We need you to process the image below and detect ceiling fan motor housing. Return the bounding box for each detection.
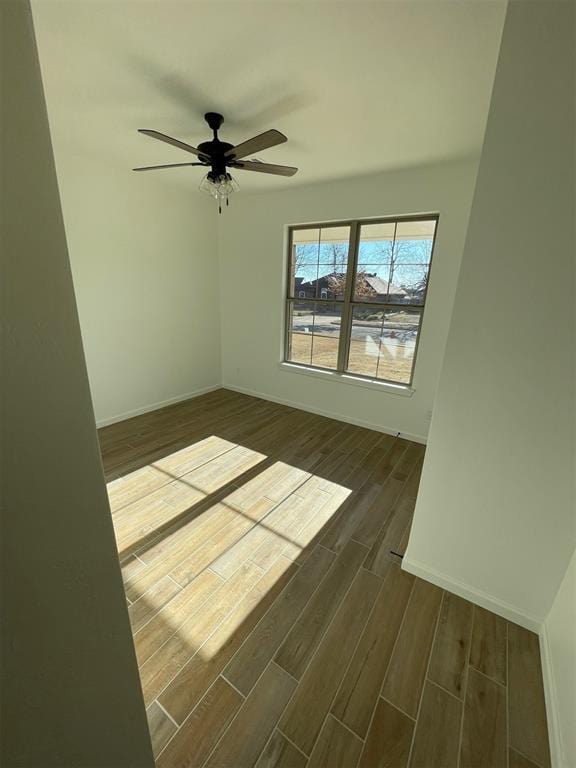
[200,113,235,173]
[198,139,234,171]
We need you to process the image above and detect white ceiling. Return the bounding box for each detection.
[32,0,506,191]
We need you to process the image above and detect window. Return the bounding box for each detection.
[284,215,438,386]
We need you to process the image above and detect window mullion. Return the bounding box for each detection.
[337,221,360,373]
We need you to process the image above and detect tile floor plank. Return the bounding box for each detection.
[428,592,473,698]
[382,579,443,718]
[113,446,267,555]
[108,436,236,513]
[168,501,275,588]
[279,568,381,755]
[120,553,147,583]
[250,489,331,571]
[224,545,335,695]
[254,730,307,768]
[350,475,408,549]
[320,483,384,554]
[362,459,423,577]
[210,485,328,579]
[156,676,243,768]
[204,663,296,768]
[274,539,369,680]
[135,491,257,568]
[508,624,551,768]
[508,748,541,768]
[331,564,414,737]
[123,498,244,600]
[139,561,263,705]
[158,557,297,724]
[460,668,507,768]
[307,714,364,768]
[128,575,182,634]
[367,440,411,486]
[279,485,351,563]
[146,701,177,759]
[469,606,507,686]
[409,682,463,768]
[225,461,310,511]
[358,698,414,768]
[134,568,223,666]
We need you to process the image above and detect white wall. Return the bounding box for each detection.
[61,172,219,426]
[219,158,479,442]
[544,548,576,768]
[32,5,221,427]
[405,0,575,627]
[1,2,154,764]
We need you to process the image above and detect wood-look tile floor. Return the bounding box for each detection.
[99,389,551,768]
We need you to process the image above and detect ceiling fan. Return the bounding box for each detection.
[134,112,298,212]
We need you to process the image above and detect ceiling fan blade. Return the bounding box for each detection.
[138,129,207,157]
[224,129,287,161]
[230,160,298,177]
[133,162,206,171]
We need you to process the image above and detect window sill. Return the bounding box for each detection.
[278,362,415,397]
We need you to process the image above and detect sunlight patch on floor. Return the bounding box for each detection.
[107,435,238,512]
[108,435,352,665]
[109,438,267,556]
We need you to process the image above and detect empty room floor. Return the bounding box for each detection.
[99,389,551,768]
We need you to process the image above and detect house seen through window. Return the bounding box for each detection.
[285,215,438,386]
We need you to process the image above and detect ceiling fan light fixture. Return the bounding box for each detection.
[135,115,297,212]
[199,172,239,212]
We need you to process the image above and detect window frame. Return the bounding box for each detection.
[284,213,439,388]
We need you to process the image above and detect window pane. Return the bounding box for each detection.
[293,228,321,253]
[287,300,314,365]
[289,226,350,299]
[386,219,435,304]
[310,302,342,369]
[392,219,436,268]
[290,229,320,298]
[346,306,421,384]
[395,218,436,239]
[355,222,395,302]
[357,222,396,266]
[377,308,421,383]
[387,263,429,304]
[354,268,395,303]
[347,306,384,378]
[354,218,436,304]
[286,300,341,370]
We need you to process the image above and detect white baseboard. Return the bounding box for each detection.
[401,555,543,632]
[539,622,565,768]
[95,384,221,428]
[96,380,429,443]
[222,383,427,445]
